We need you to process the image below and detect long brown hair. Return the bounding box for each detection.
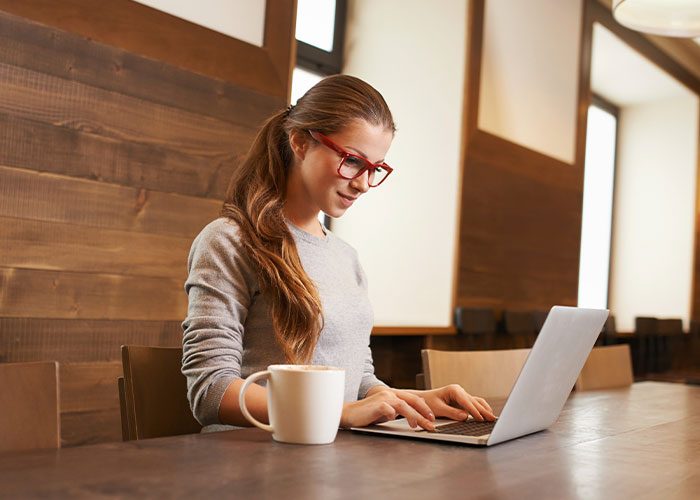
[221,74,395,363]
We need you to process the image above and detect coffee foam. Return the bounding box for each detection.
[271,364,343,371]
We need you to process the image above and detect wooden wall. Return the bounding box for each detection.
[454,0,586,315]
[0,1,294,447]
[456,130,583,311]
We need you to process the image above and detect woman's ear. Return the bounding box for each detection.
[289,129,310,161]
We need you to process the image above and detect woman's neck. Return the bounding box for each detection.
[283,170,326,238]
[284,207,325,238]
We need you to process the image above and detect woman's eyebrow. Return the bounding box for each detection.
[346,146,384,164]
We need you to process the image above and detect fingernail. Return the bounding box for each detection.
[428,412,435,420]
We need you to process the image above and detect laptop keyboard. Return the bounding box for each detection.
[429,420,496,436]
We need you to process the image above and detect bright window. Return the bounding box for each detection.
[295,0,336,52]
[578,103,618,309]
[291,67,324,105]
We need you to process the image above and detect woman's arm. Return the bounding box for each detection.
[182,220,258,426]
[218,378,269,427]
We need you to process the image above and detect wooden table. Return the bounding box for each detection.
[1,382,698,499]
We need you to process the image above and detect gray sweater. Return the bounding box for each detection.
[182,217,385,426]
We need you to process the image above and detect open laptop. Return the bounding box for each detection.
[352,306,609,446]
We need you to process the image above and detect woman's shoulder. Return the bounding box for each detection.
[189,217,247,261]
[188,217,258,277]
[194,217,243,245]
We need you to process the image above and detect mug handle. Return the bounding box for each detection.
[239,370,273,433]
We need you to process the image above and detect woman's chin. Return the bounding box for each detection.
[325,207,349,219]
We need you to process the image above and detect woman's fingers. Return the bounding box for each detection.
[450,388,496,421]
[372,392,435,430]
[393,391,435,421]
[391,398,434,430]
[474,396,493,413]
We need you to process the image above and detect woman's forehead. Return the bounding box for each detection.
[331,120,393,162]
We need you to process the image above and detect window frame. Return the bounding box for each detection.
[295,0,347,76]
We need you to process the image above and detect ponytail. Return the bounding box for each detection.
[221,75,395,363]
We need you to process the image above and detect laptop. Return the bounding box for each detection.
[352,306,609,446]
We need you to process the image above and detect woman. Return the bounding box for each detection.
[182,74,495,431]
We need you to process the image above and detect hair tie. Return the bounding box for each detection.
[285,104,295,117]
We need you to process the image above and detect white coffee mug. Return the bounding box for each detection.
[239,364,345,445]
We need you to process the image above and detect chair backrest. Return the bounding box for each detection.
[602,315,617,344]
[657,318,683,336]
[454,307,496,335]
[118,376,134,441]
[532,310,549,333]
[575,344,634,391]
[422,348,530,399]
[635,316,658,336]
[0,361,60,452]
[503,311,535,335]
[121,345,202,440]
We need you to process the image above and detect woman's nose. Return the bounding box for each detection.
[350,170,371,193]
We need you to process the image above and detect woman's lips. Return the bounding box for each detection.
[338,192,357,207]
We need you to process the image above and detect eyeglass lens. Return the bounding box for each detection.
[339,155,390,186]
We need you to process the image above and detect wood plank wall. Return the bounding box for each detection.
[456,130,582,312]
[454,0,584,315]
[0,5,291,447]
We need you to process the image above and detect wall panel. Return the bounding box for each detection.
[0,0,294,98]
[457,131,581,311]
[0,2,294,447]
[455,0,585,315]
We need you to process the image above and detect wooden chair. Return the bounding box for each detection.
[118,376,134,441]
[601,315,617,346]
[656,318,683,373]
[690,320,700,371]
[634,316,658,375]
[532,310,549,334]
[120,345,202,440]
[421,348,530,399]
[575,345,634,391]
[454,307,497,350]
[503,310,536,348]
[415,373,425,390]
[0,361,60,452]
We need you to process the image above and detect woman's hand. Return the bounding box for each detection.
[341,384,495,431]
[406,385,496,423]
[340,388,436,430]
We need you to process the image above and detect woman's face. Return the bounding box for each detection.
[290,119,393,219]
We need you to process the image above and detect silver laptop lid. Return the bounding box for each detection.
[487,306,609,445]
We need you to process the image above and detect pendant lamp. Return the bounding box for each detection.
[612,0,700,38]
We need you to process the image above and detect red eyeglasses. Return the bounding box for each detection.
[308,131,393,187]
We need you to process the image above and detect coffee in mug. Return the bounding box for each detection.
[238,365,345,444]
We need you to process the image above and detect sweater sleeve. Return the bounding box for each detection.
[358,345,387,398]
[181,219,257,426]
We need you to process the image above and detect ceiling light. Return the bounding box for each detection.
[612,0,700,38]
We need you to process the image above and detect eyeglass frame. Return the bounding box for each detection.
[307,130,393,187]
